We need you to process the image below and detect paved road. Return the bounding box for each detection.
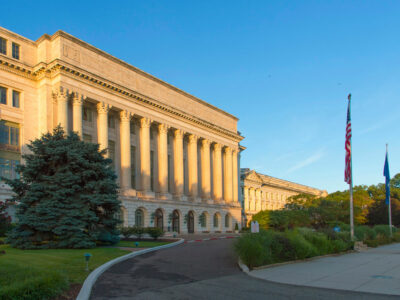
[91,239,397,300]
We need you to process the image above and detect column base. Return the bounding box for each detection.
[156,192,172,200]
[136,190,155,199]
[120,188,137,197]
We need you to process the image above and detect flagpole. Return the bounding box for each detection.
[349,95,354,241]
[387,144,393,237]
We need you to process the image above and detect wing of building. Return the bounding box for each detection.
[0,27,244,234]
[240,168,328,224]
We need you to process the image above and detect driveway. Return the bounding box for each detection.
[91,239,398,299]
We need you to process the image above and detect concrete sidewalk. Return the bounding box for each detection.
[249,243,400,296]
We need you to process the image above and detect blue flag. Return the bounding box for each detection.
[383,151,390,205]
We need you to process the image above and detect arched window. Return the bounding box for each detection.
[135,209,144,228]
[225,214,230,228]
[200,212,207,228]
[213,213,219,228]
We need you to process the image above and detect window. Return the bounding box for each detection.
[213,213,219,228]
[12,43,20,60]
[0,157,20,180]
[108,115,115,129]
[131,146,136,189]
[12,91,20,108]
[108,140,115,169]
[83,134,92,143]
[0,87,6,105]
[130,122,135,135]
[0,121,20,150]
[0,37,6,55]
[83,107,92,123]
[200,212,207,228]
[225,214,230,228]
[150,150,154,191]
[135,209,144,227]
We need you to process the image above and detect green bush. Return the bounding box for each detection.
[300,230,332,255]
[331,239,352,252]
[119,226,134,239]
[284,231,318,259]
[234,232,272,268]
[354,226,376,241]
[132,226,146,239]
[146,227,164,240]
[373,225,393,238]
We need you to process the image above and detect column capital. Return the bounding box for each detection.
[201,138,210,147]
[173,129,184,139]
[139,117,151,128]
[120,110,132,123]
[72,92,86,106]
[188,134,198,144]
[213,143,222,151]
[224,146,232,154]
[97,102,111,114]
[158,123,169,134]
[53,87,68,103]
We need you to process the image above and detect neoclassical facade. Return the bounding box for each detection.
[241,169,327,224]
[0,27,243,233]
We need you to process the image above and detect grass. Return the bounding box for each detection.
[0,243,129,299]
[0,238,173,299]
[115,240,170,248]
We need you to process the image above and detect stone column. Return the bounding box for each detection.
[256,189,261,211]
[244,186,249,211]
[97,102,111,155]
[157,124,169,194]
[72,93,83,138]
[139,117,151,192]
[250,188,255,211]
[223,147,233,203]
[187,134,198,199]
[173,129,184,198]
[200,139,211,200]
[232,149,239,203]
[120,110,132,190]
[212,143,222,202]
[56,88,69,131]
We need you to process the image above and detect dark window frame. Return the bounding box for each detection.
[0,37,6,55]
[12,42,20,60]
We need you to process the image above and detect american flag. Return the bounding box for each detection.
[344,94,352,184]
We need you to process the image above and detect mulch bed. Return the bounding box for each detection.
[54,283,82,300]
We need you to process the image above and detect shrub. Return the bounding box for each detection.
[132,226,146,239]
[354,226,376,241]
[146,227,164,240]
[373,225,392,238]
[234,232,271,268]
[331,239,352,252]
[284,231,318,259]
[119,226,134,239]
[300,230,332,255]
[251,210,270,230]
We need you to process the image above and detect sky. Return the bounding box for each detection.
[1,0,399,193]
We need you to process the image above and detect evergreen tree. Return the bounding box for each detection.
[5,126,121,249]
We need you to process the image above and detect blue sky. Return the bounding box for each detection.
[1,1,399,192]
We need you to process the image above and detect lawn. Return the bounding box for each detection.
[0,240,171,299]
[116,240,170,248]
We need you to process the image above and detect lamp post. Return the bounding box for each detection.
[84,253,92,271]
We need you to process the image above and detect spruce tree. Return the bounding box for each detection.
[5,126,121,249]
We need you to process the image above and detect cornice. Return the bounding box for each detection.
[0,58,244,143]
[37,30,239,121]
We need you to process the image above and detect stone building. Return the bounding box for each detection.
[241,169,328,225]
[0,27,244,234]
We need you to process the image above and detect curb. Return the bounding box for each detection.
[237,258,250,274]
[76,238,184,300]
[184,236,238,243]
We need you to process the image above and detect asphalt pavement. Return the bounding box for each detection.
[91,238,398,300]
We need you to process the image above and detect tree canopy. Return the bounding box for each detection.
[5,126,121,249]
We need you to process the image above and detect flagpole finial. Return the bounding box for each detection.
[348,93,351,101]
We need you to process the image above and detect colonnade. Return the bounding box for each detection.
[243,186,289,211]
[54,88,239,204]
